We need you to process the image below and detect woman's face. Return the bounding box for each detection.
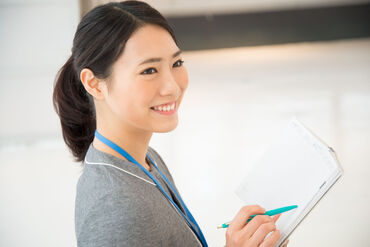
[102,24,188,133]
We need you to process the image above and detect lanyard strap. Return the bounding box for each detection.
[94,130,208,247]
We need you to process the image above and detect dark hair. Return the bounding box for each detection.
[52,0,179,163]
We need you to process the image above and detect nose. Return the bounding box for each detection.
[159,69,181,97]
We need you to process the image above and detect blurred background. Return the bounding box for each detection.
[0,0,369,246]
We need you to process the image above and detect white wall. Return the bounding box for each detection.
[0,1,80,246]
[0,0,79,139]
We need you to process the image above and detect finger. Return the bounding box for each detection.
[281,238,290,247]
[249,222,277,246]
[272,214,281,223]
[259,229,280,247]
[227,205,266,232]
[239,215,272,239]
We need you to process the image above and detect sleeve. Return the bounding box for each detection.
[76,190,162,247]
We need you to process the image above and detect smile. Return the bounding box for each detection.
[150,101,176,115]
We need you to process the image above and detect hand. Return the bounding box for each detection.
[225,205,282,247]
[281,238,289,247]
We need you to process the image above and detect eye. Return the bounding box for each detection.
[173,59,184,67]
[140,59,184,75]
[141,67,157,75]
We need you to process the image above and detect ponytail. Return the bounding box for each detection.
[52,56,96,163]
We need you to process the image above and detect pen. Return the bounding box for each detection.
[217,205,298,229]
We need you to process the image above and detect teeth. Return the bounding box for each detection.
[153,103,175,112]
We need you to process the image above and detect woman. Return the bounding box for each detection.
[52,1,289,246]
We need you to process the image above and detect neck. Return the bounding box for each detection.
[92,121,153,171]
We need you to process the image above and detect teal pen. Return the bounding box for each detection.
[217,205,298,229]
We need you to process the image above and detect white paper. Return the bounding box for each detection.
[234,117,342,246]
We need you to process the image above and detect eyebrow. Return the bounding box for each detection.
[138,50,182,66]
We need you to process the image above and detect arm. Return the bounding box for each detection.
[76,190,161,247]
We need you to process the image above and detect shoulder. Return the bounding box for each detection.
[75,158,157,215]
[74,160,156,231]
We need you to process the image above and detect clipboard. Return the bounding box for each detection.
[234,117,344,247]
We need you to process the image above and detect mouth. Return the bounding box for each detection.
[150,101,177,115]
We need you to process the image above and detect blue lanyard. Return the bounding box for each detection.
[94,130,208,247]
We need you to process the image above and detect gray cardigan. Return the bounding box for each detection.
[75,143,204,247]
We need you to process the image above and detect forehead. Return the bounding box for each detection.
[118,24,178,66]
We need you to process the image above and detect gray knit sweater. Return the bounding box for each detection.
[75,142,204,247]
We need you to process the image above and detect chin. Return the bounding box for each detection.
[153,121,178,133]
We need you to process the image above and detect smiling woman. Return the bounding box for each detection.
[52,1,286,247]
[52,1,206,246]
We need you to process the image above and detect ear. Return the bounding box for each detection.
[80,68,107,101]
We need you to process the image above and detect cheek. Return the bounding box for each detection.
[111,92,131,118]
[114,92,144,123]
[178,69,189,91]
[106,81,134,117]
[129,80,157,114]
